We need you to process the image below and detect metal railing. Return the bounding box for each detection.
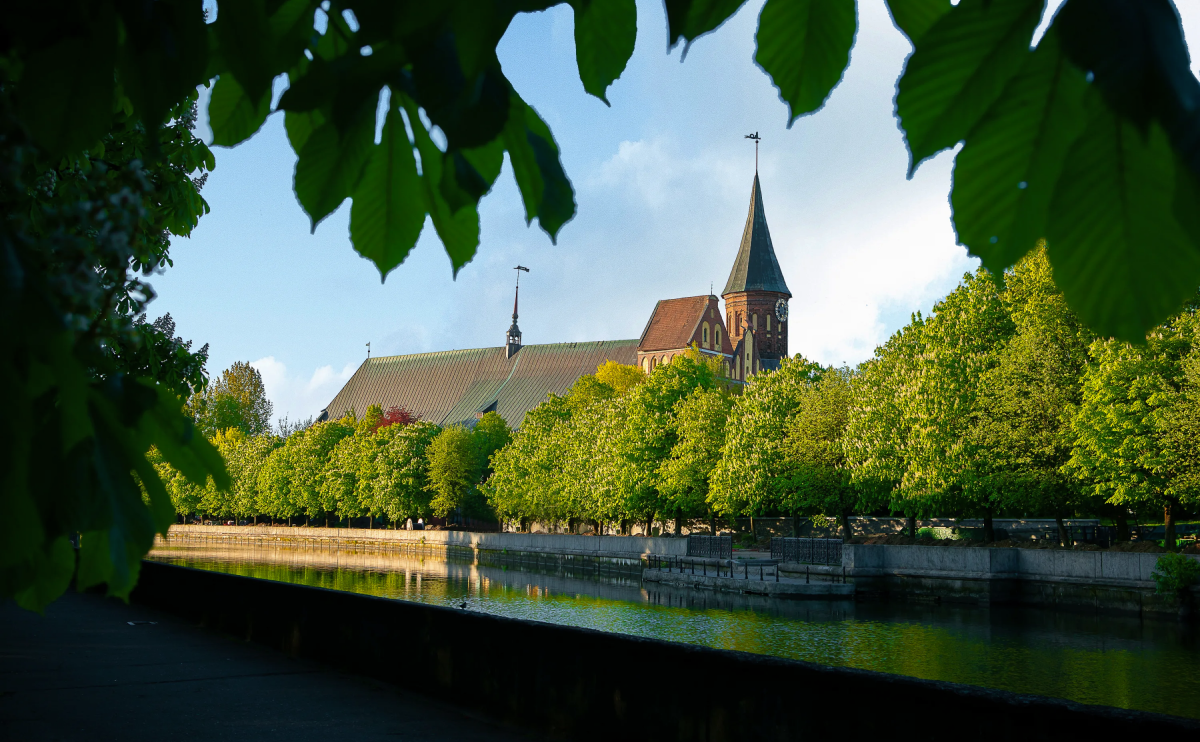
[647,554,779,581]
[687,535,732,560]
[771,537,842,565]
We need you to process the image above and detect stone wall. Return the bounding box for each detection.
[840,544,1199,616]
[159,524,689,560]
[130,561,1198,740]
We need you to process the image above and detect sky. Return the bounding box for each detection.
[153,0,1200,425]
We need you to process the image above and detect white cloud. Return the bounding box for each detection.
[252,356,358,425]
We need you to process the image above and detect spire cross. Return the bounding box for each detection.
[745,132,760,172]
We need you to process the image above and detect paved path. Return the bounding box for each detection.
[0,590,538,742]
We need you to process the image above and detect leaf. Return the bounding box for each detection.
[13,538,74,614]
[502,94,576,241]
[885,0,954,46]
[350,105,427,279]
[115,0,209,132]
[284,109,325,154]
[440,139,505,212]
[17,16,117,156]
[402,97,480,275]
[1046,92,1200,342]
[293,101,376,231]
[570,0,637,104]
[754,0,856,127]
[664,0,748,52]
[896,0,1045,175]
[951,30,1089,275]
[210,0,275,106]
[209,75,272,146]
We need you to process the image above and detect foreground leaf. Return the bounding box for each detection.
[951,30,1089,274]
[350,105,427,279]
[1046,93,1200,342]
[502,95,576,242]
[293,102,376,231]
[754,0,856,127]
[570,0,637,104]
[664,0,747,51]
[896,0,1045,174]
[885,0,954,46]
[209,75,271,147]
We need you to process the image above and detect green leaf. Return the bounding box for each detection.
[570,0,637,104]
[665,0,748,52]
[896,0,1045,175]
[885,0,953,46]
[350,105,428,279]
[293,102,376,231]
[440,139,505,212]
[13,538,74,614]
[402,98,480,275]
[754,0,856,127]
[951,30,1089,275]
[209,75,272,146]
[211,0,275,106]
[1046,92,1200,342]
[502,94,576,242]
[115,0,209,132]
[17,17,117,156]
[284,109,325,154]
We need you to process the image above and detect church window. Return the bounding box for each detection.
[643,357,650,373]
[649,357,656,372]
[767,315,771,332]
[752,313,758,331]
[715,327,722,349]
[735,355,740,378]
[745,335,752,367]
[702,323,710,349]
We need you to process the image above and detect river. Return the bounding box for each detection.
[148,543,1200,719]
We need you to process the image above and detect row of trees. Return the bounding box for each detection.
[154,364,510,527]
[485,248,1200,548]
[169,248,1200,548]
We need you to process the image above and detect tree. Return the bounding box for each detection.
[189,361,274,437]
[367,421,442,524]
[711,356,825,538]
[1067,311,1200,550]
[659,386,733,534]
[595,361,646,396]
[426,426,482,520]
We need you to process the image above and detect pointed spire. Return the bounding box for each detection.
[722,174,791,297]
[507,266,529,358]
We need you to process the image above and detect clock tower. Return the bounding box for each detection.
[722,173,791,366]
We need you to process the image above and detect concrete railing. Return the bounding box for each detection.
[160,524,689,559]
[843,544,1193,587]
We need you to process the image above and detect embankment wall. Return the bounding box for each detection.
[131,561,1197,740]
[835,544,1199,616]
[157,524,688,560]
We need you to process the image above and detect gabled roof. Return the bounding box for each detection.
[638,295,713,352]
[722,173,791,297]
[321,340,637,429]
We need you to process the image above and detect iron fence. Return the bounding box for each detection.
[771,537,842,565]
[687,535,732,560]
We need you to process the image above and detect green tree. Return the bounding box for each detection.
[189,361,274,437]
[659,386,733,534]
[368,421,442,524]
[1068,311,1200,550]
[711,356,825,537]
[484,395,572,530]
[595,360,646,395]
[427,426,482,520]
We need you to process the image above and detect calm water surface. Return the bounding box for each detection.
[149,544,1200,719]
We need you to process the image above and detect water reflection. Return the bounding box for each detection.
[149,544,1200,719]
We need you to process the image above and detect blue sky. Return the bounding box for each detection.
[155,0,1200,423]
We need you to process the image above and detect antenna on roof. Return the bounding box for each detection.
[366,341,370,358]
[745,132,760,172]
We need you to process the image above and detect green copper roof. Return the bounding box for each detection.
[722,173,791,297]
[321,340,637,429]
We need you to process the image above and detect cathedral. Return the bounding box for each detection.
[319,172,792,429]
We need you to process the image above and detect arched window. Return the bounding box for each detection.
[767,315,771,332]
[735,355,741,379]
[724,361,730,377]
[715,326,722,349]
[752,313,758,331]
[643,356,650,373]
[649,357,656,372]
[702,322,711,348]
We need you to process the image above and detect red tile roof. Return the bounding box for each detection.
[638,296,713,352]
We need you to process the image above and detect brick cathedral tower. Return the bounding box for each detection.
[722,173,791,371]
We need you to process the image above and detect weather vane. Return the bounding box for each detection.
[745,132,760,171]
[514,265,530,286]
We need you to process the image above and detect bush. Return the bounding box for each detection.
[1152,553,1200,596]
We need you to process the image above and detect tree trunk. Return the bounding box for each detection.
[620,518,628,536]
[840,512,852,544]
[674,509,683,537]
[644,517,654,537]
[749,516,757,546]
[1055,515,1069,547]
[1115,513,1130,542]
[906,515,916,539]
[712,513,719,536]
[983,511,995,543]
[1165,501,1178,552]
[520,516,528,533]
[568,516,576,535]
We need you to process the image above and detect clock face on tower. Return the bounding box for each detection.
[775,298,789,322]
